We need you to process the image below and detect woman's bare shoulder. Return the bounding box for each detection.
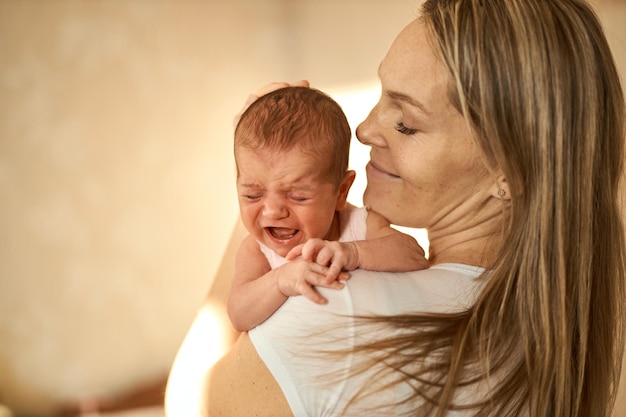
[207,332,294,416]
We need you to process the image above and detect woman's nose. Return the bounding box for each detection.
[356,105,386,147]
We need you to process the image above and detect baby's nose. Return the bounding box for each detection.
[263,198,288,219]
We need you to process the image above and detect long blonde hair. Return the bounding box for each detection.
[351,1,626,416]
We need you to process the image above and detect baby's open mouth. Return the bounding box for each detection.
[267,227,299,240]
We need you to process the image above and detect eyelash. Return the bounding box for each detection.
[290,195,309,202]
[242,194,309,202]
[395,122,418,136]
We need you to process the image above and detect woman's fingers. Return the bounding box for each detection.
[233,80,310,128]
[254,80,308,97]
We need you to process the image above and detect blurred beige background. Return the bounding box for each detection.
[0,0,624,416]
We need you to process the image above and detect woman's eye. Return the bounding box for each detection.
[395,122,418,135]
[243,194,261,201]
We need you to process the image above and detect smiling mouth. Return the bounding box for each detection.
[368,161,401,179]
[267,227,299,240]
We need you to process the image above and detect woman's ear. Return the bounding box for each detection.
[490,174,511,200]
[335,170,356,210]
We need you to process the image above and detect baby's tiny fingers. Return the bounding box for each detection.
[329,280,345,290]
[286,244,304,260]
[322,262,344,284]
[302,286,327,304]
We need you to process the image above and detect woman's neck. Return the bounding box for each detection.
[427,232,500,267]
[427,200,507,268]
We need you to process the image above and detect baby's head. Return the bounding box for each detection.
[234,86,351,189]
[234,87,355,256]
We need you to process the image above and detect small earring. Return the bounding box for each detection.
[498,189,506,197]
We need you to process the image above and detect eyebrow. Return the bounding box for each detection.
[385,90,431,115]
[237,181,261,188]
[378,61,432,115]
[237,179,317,192]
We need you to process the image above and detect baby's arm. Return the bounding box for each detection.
[227,235,347,332]
[227,236,279,332]
[358,209,429,271]
[286,209,428,283]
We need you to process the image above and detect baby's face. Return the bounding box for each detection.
[236,146,341,257]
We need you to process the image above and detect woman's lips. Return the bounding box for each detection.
[367,161,401,179]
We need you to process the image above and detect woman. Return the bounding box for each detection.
[166,0,625,416]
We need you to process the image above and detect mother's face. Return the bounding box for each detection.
[357,19,494,230]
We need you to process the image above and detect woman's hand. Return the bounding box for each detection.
[233,80,310,128]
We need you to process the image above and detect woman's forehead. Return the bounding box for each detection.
[379,19,451,113]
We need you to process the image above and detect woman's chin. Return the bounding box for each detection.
[363,188,390,214]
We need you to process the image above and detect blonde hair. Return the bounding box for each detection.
[349,1,626,416]
[234,86,352,188]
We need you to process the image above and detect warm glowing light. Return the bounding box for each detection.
[165,301,230,417]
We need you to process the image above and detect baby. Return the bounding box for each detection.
[228,86,428,331]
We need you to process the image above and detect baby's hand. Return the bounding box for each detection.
[286,239,357,285]
[275,258,347,305]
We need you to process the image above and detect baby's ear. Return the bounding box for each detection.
[336,170,356,210]
[490,174,511,200]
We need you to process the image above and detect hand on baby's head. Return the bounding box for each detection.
[233,80,311,128]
